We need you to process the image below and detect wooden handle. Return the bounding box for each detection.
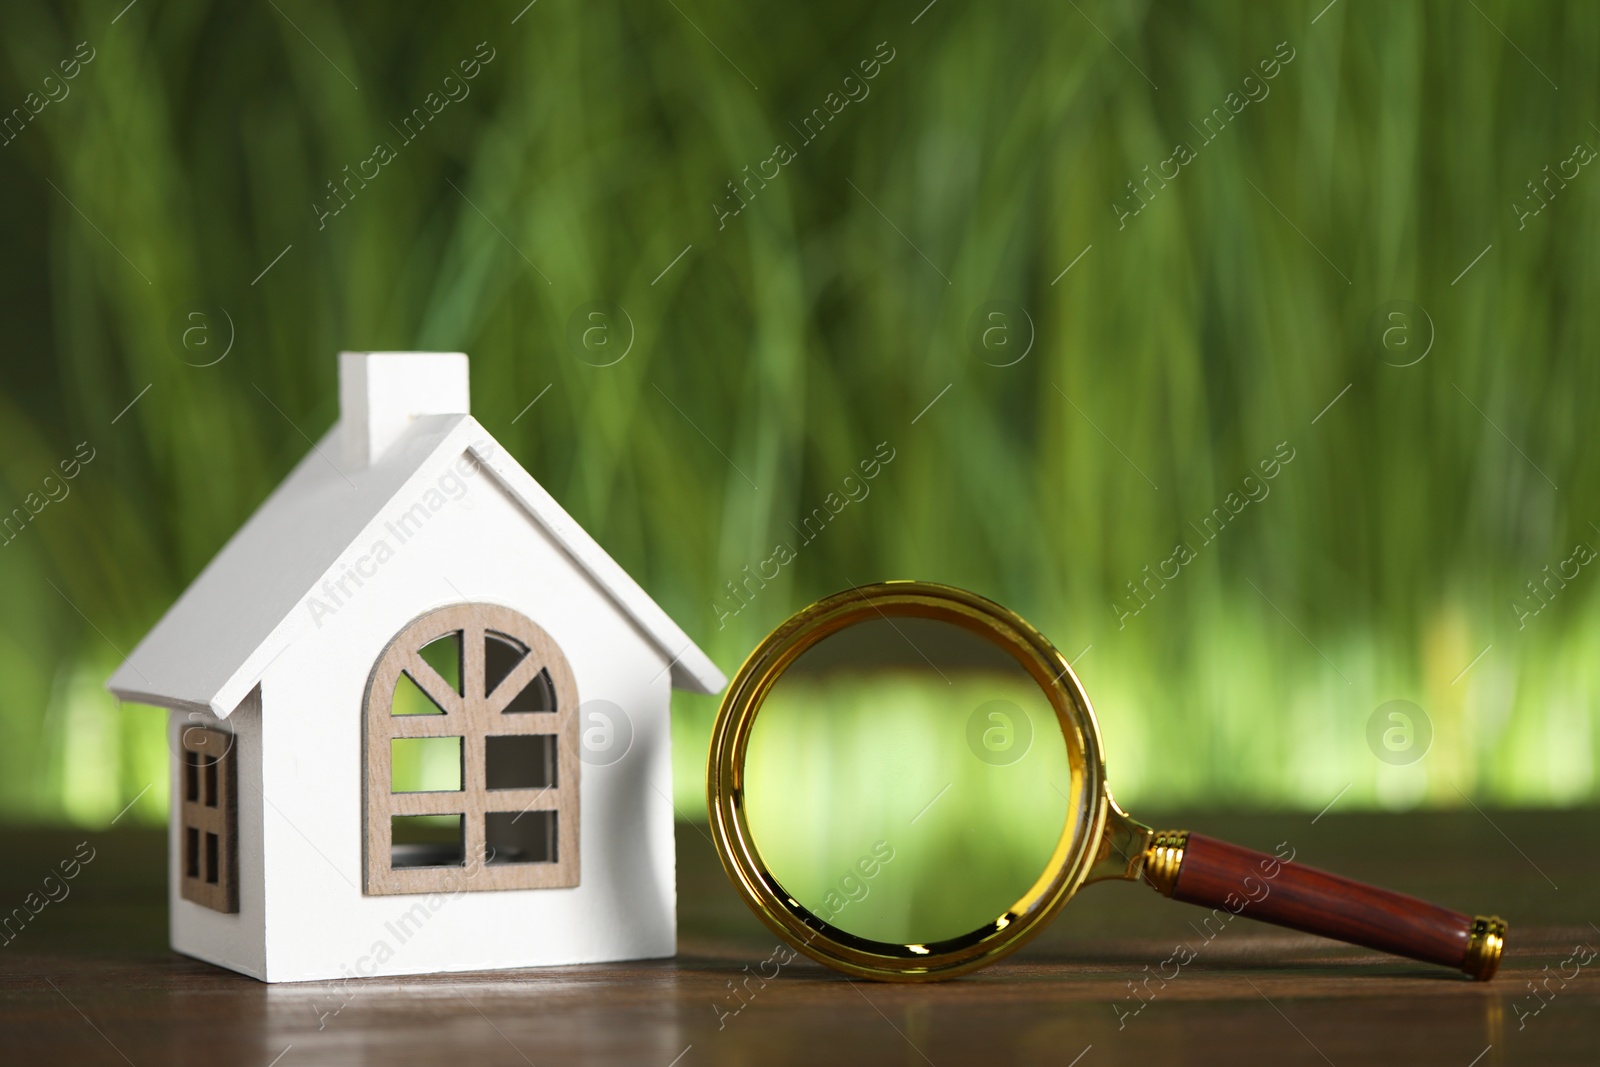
[1144,831,1506,980]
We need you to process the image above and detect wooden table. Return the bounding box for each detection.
[2,810,1595,1065]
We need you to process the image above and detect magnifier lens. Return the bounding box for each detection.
[742,615,1081,947]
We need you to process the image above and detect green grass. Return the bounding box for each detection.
[0,0,1595,829]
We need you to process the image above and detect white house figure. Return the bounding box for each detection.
[107,352,725,982]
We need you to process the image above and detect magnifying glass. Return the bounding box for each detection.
[707,582,1506,981]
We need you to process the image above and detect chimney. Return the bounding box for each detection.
[339,351,471,468]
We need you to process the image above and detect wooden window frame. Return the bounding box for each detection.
[179,725,239,913]
[363,603,581,896]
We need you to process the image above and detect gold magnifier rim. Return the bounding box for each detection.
[706,580,1112,981]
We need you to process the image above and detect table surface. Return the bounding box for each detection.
[2,809,1596,1066]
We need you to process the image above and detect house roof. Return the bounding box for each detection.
[107,413,727,717]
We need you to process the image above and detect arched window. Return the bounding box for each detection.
[363,603,579,895]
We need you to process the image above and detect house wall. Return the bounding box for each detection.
[256,449,677,982]
[169,689,267,978]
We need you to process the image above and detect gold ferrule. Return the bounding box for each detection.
[1141,830,1190,897]
[1462,915,1507,981]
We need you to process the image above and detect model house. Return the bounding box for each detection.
[106,352,725,982]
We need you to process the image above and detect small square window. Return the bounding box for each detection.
[485,735,556,791]
[391,737,463,793]
[486,811,557,865]
[391,814,465,869]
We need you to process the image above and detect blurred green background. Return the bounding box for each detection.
[0,0,1594,830]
